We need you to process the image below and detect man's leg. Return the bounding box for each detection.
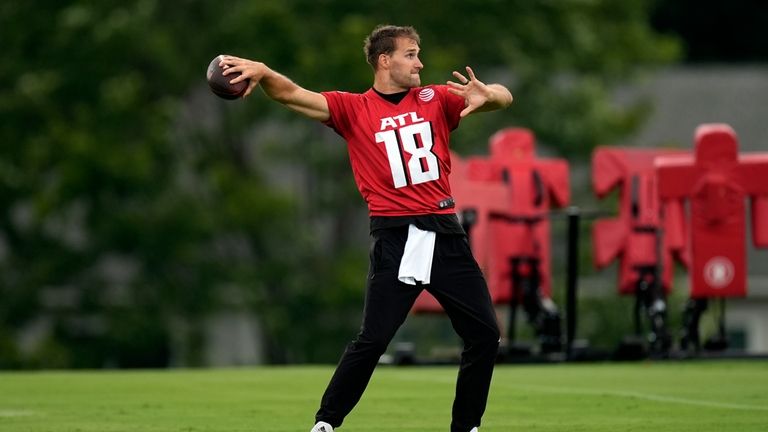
[428,234,500,432]
[316,228,421,428]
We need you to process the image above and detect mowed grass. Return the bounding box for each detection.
[1,360,767,431]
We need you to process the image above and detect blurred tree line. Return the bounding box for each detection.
[1,0,681,368]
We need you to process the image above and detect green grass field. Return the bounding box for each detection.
[1,360,767,431]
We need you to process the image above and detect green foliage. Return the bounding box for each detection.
[0,1,315,367]
[0,0,680,367]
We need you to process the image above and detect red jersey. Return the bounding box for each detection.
[322,86,465,216]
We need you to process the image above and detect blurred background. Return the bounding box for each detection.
[1,0,766,369]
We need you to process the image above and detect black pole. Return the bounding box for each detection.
[566,206,580,359]
[719,298,727,342]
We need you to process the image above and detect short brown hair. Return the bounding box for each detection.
[363,25,421,70]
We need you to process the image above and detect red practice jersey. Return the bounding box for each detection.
[322,86,465,216]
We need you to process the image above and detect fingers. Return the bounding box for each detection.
[446,80,466,90]
[220,56,237,77]
[452,66,478,84]
[229,74,245,84]
[465,66,477,81]
[218,55,236,69]
[243,81,258,98]
[213,54,260,98]
[224,65,246,83]
[219,54,240,65]
[459,103,478,117]
[449,84,478,117]
[219,55,247,76]
[452,70,469,84]
[447,85,469,100]
[218,56,251,84]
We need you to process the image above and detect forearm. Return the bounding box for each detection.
[262,70,330,121]
[258,66,301,104]
[219,55,329,121]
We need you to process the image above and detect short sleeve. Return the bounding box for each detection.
[433,85,465,131]
[321,91,355,137]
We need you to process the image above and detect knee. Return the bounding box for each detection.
[486,327,501,348]
[350,334,390,356]
[471,325,501,350]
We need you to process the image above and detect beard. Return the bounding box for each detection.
[392,69,421,89]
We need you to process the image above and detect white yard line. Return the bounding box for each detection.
[391,374,768,412]
[0,409,36,417]
[513,383,768,412]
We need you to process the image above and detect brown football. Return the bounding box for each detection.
[206,55,248,100]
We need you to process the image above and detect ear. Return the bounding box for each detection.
[378,53,390,69]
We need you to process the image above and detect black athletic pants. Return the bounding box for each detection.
[315,226,500,432]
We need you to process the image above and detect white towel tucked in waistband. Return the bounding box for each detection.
[398,224,436,285]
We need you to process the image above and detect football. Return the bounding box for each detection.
[206,55,248,100]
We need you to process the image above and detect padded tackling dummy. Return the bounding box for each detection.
[481,128,569,304]
[411,151,510,312]
[412,128,569,312]
[591,147,689,295]
[656,124,768,298]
